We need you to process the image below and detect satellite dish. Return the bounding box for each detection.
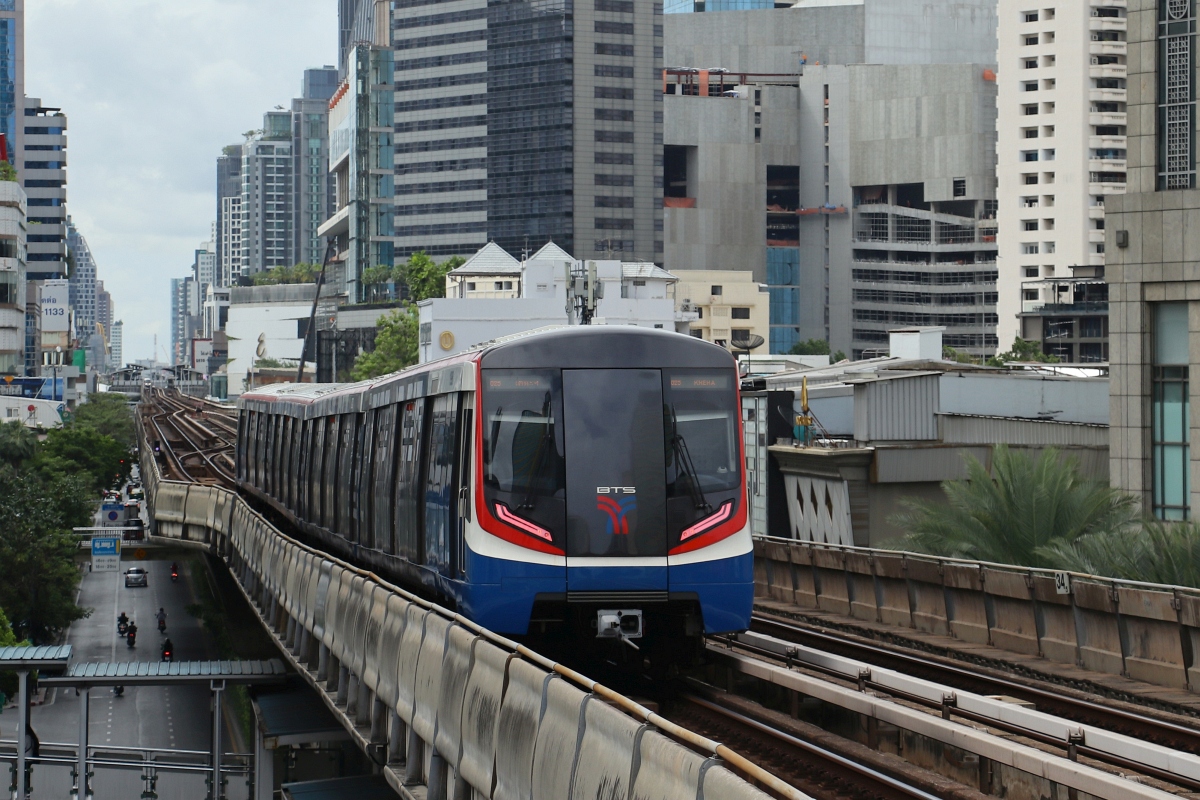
[731,333,765,351]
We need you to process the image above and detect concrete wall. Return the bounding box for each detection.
[938,373,1110,424]
[225,301,312,398]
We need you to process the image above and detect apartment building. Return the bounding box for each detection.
[0,179,24,374]
[65,217,96,342]
[292,67,338,266]
[673,270,769,353]
[391,0,663,264]
[239,112,294,277]
[22,99,66,280]
[0,0,22,170]
[996,0,1127,362]
[216,144,242,288]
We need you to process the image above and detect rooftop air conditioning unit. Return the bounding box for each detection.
[1091,56,1100,64]
[1091,33,1101,40]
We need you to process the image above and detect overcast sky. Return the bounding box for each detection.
[26,0,337,363]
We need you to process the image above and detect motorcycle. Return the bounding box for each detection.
[127,630,136,648]
[161,648,172,663]
[170,570,178,583]
[117,620,128,637]
[158,618,166,634]
[113,686,124,697]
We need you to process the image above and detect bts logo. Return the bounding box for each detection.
[597,488,636,535]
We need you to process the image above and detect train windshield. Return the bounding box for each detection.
[481,370,566,545]
[664,370,742,543]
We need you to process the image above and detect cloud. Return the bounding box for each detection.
[26,0,336,363]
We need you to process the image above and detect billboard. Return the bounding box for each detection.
[91,537,121,572]
[39,280,70,333]
[192,339,214,371]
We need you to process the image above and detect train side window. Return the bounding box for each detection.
[373,405,397,553]
[279,417,291,508]
[289,416,303,512]
[337,413,356,537]
[423,393,460,573]
[299,419,313,520]
[236,411,247,482]
[322,416,339,530]
[269,414,282,497]
[357,409,376,546]
[311,417,325,526]
[394,398,425,561]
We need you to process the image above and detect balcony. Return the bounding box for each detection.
[1088,158,1126,172]
[1089,88,1126,103]
[1089,42,1127,56]
[1089,135,1127,149]
[1088,205,1106,219]
[1089,112,1126,127]
[1089,17,1127,32]
[1089,64,1126,80]
[1089,230,1106,243]
[1089,180,1127,193]
[1091,0,1126,7]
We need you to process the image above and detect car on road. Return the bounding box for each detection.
[124,566,148,588]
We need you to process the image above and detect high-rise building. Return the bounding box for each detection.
[665,0,775,11]
[239,112,294,278]
[216,144,242,288]
[65,217,96,342]
[109,319,122,371]
[995,0,1126,362]
[0,0,23,168]
[95,280,111,339]
[664,4,1000,356]
[1106,0,1198,518]
[292,67,338,266]
[22,98,66,280]
[338,0,386,78]
[0,176,25,374]
[390,0,663,263]
[321,44,394,302]
[194,238,216,298]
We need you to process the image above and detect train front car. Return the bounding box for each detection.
[466,327,753,663]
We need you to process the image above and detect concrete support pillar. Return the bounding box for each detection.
[16,670,28,800]
[370,696,386,743]
[74,687,89,799]
[337,665,350,706]
[254,714,274,800]
[326,654,340,693]
[405,726,423,785]
[285,616,295,650]
[212,681,225,800]
[356,681,371,728]
[428,749,448,800]
[346,672,359,716]
[317,643,329,682]
[388,712,406,765]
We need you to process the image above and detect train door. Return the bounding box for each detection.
[423,393,460,577]
[454,393,474,580]
[561,369,667,593]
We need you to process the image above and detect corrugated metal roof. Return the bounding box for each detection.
[854,372,939,442]
[0,645,72,666]
[938,413,1108,447]
[449,241,521,275]
[254,689,346,739]
[42,659,288,686]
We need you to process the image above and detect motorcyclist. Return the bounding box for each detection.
[155,608,167,631]
[170,562,178,573]
[118,611,128,627]
[126,621,137,645]
[161,637,173,661]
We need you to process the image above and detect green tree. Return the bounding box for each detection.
[0,420,37,468]
[394,252,463,302]
[351,306,419,380]
[0,468,89,641]
[1040,521,1200,588]
[361,264,393,302]
[788,338,830,356]
[34,426,131,492]
[987,337,1061,367]
[0,160,16,182]
[73,391,136,450]
[251,263,320,286]
[889,445,1139,567]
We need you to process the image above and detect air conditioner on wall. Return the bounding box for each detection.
[1091,57,1100,64]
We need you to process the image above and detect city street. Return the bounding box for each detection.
[0,553,251,799]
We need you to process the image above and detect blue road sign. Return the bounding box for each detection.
[91,538,119,556]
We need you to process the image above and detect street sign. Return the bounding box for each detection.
[100,503,123,526]
[91,537,120,572]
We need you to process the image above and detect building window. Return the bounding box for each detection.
[1154,303,1190,519]
[1025,35,1039,45]
[732,307,750,319]
[1024,267,1039,277]
[711,285,723,296]
[1024,11,1039,21]
[953,178,966,196]
[1159,0,1196,189]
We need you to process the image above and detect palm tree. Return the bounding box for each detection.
[889,445,1139,567]
[0,420,37,469]
[1041,521,1200,588]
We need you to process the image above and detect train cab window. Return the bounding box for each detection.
[663,370,742,546]
[481,370,566,547]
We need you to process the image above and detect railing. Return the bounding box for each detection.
[753,536,1200,692]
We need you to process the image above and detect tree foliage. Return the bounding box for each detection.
[251,263,320,286]
[0,160,17,182]
[35,426,132,492]
[889,446,1139,567]
[987,337,1061,367]
[350,306,419,380]
[0,467,90,641]
[394,252,463,302]
[0,420,37,469]
[788,338,830,356]
[73,391,136,450]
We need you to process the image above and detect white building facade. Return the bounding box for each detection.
[996,0,1127,357]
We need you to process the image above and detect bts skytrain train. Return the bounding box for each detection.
[237,326,753,660]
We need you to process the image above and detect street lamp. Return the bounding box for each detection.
[52,345,62,402]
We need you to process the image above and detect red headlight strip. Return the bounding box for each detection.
[680,500,734,541]
[494,502,554,542]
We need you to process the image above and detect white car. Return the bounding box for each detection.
[124,567,148,588]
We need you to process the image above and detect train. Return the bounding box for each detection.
[236,326,753,662]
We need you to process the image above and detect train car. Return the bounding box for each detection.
[237,326,752,661]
